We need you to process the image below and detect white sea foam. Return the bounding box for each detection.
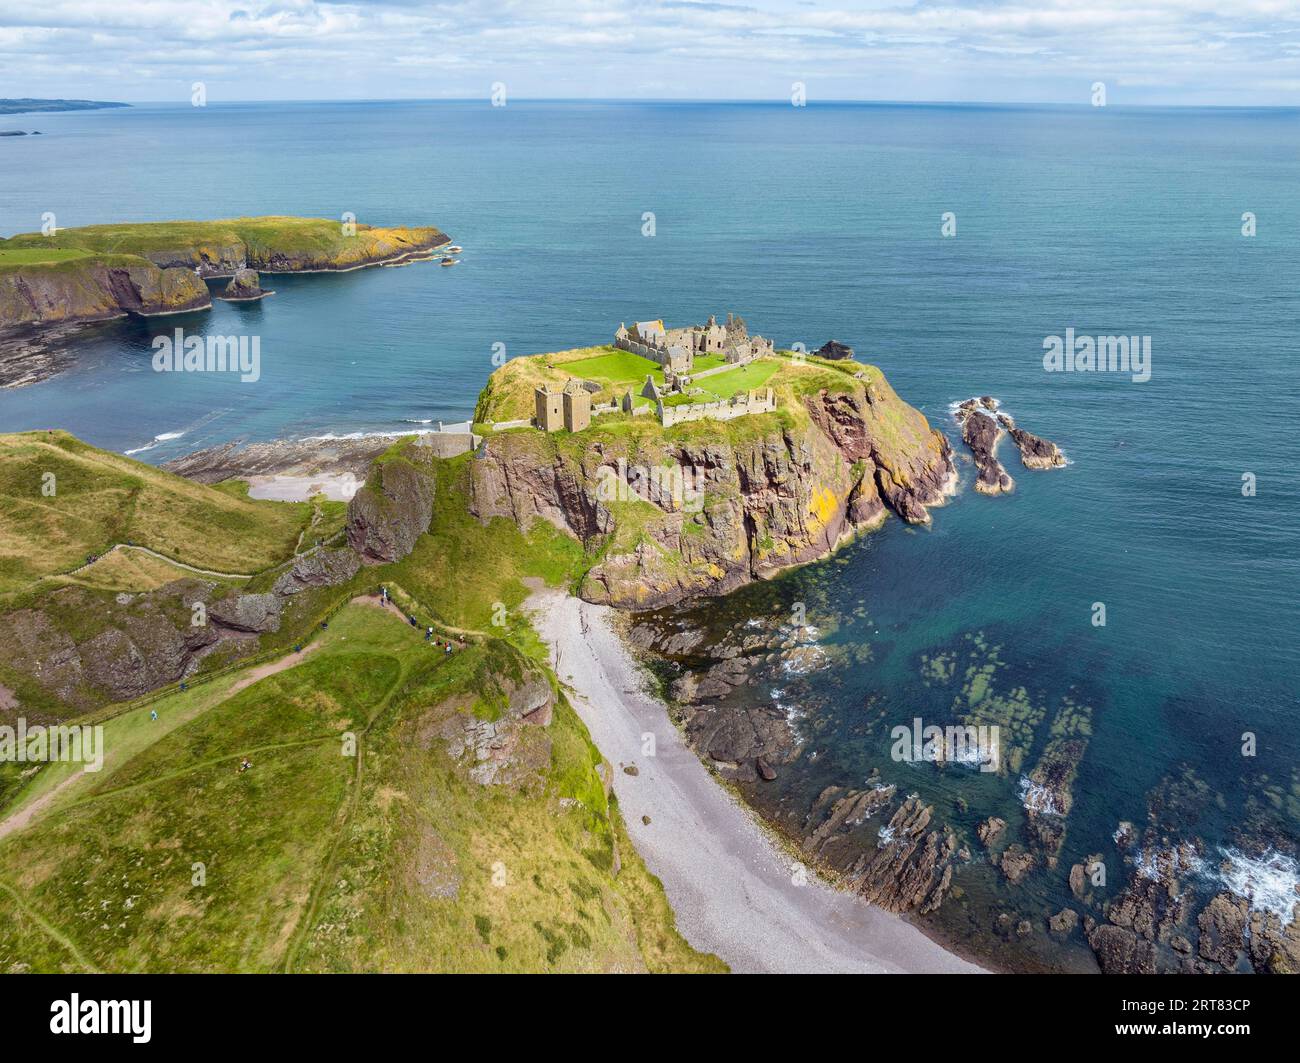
[877,825,896,848]
[1018,774,1061,816]
[300,428,437,442]
[1215,848,1300,926]
[123,430,185,456]
[770,686,806,741]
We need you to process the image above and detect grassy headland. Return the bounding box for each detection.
[0,216,450,331]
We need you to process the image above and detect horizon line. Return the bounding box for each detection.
[28,96,1300,111]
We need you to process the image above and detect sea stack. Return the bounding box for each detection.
[218,268,272,301]
[997,414,1067,470]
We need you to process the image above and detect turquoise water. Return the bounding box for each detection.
[2,101,1297,968]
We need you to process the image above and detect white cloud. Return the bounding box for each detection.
[0,0,1297,103]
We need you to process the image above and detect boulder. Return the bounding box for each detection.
[218,268,270,301]
[209,593,282,634]
[272,547,361,597]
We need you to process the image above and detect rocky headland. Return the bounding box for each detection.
[0,216,450,335]
[471,367,955,610]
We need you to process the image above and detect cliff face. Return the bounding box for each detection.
[0,257,210,327]
[469,378,954,610]
[346,446,437,563]
[0,218,450,329]
[135,225,449,276]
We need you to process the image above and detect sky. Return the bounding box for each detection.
[2,0,1299,107]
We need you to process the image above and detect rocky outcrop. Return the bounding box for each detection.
[954,401,1013,495]
[800,787,958,914]
[0,538,366,716]
[208,592,282,634]
[0,579,294,714]
[346,449,436,563]
[996,412,1066,470]
[469,374,954,610]
[216,268,271,302]
[814,339,855,360]
[686,701,800,783]
[951,398,1064,485]
[435,643,556,788]
[272,547,361,596]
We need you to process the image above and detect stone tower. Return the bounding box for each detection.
[534,386,564,432]
[562,380,591,432]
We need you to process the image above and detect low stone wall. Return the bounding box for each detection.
[414,431,479,457]
[657,392,776,427]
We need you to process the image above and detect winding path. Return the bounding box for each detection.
[67,543,256,580]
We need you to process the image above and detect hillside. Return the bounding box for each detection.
[0,216,449,327]
[0,431,719,973]
[0,430,311,594]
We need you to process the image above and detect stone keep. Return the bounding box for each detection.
[534,381,592,432]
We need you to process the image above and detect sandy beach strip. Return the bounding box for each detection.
[527,586,982,974]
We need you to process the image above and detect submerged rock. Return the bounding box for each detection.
[977,816,1006,848]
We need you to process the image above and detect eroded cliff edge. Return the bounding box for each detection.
[468,365,955,610]
[0,216,449,329]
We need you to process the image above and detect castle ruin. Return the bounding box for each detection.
[614,313,774,372]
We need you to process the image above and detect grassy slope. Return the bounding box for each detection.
[0,434,718,973]
[0,431,312,597]
[0,604,719,973]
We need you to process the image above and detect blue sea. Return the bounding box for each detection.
[2,101,1297,970]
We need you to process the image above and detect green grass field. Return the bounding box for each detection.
[0,248,94,268]
[690,359,782,400]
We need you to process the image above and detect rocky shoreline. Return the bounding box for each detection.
[0,321,85,389]
[617,579,1298,975]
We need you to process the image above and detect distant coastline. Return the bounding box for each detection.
[0,98,128,115]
